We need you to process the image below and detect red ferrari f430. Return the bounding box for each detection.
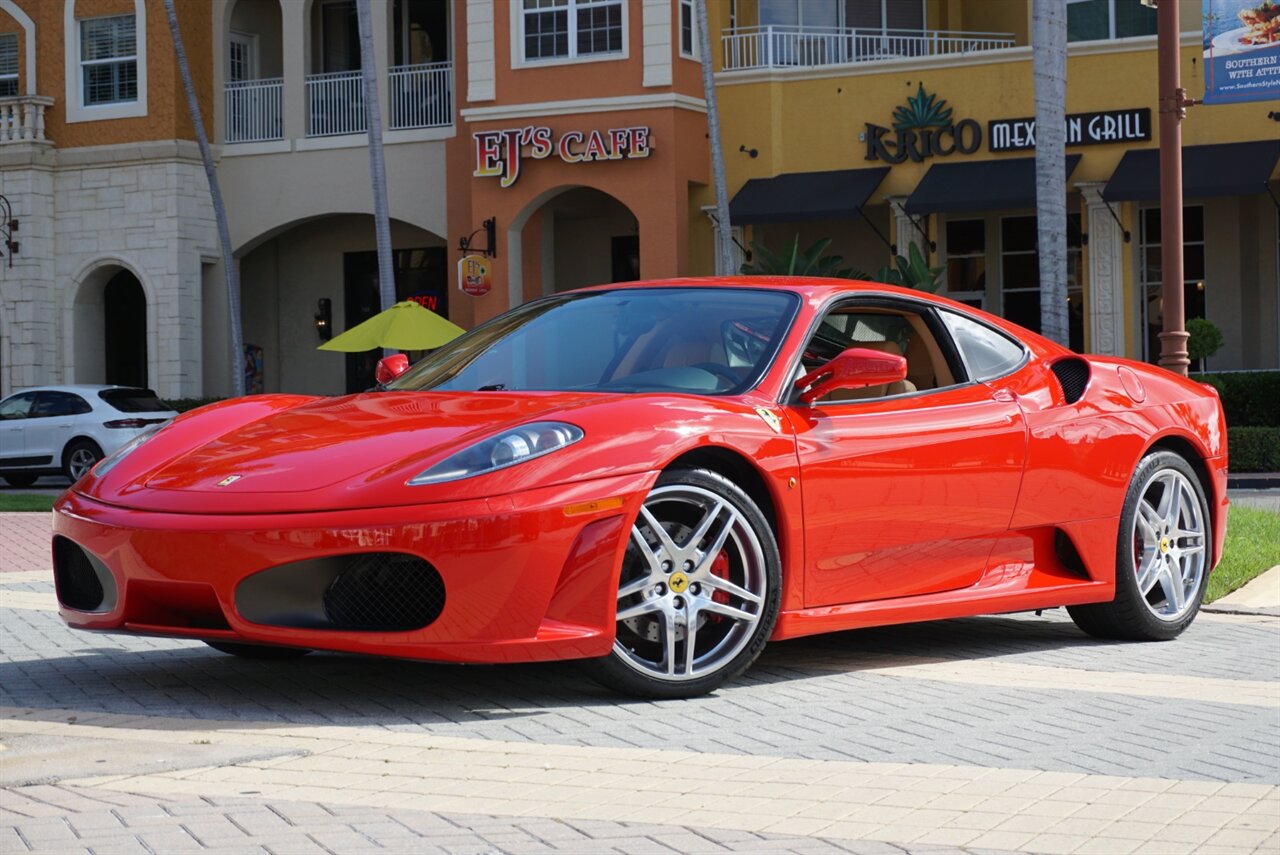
[52,279,1228,697]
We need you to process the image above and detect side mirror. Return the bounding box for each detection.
[795,347,907,404]
[375,353,410,385]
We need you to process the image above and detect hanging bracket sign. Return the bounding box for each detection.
[474,126,652,188]
[457,254,492,297]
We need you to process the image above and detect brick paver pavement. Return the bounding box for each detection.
[2,513,1278,853]
[0,514,51,574]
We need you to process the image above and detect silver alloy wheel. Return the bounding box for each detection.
[613,484,767,682]
[67,447,99,481]
[1131,468,1207,621]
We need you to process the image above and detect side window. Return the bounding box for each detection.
[939,311,1026,382]
[800,304,959,403]
[33,392,93,418]
[0,393,36,420]
[0,33,18,98]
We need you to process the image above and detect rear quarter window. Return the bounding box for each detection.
[939,311,1027,382]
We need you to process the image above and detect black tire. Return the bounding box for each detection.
[205,641,312,659]
[2,474,38,488]
[1068,451,1211,641]
[62,439,104,483]
[584,467,781,699]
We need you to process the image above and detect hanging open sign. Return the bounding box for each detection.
[458,254,491,297]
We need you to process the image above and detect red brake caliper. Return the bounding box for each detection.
[708,552,731,621]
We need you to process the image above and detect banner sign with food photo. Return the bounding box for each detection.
[1203,0,1280,103]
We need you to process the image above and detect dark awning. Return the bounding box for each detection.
[903,154,1082,215]
[1102,140,1280,202]
[729,167,890,225]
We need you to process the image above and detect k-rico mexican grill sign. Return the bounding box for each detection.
[864,85,981,163]
[866,86,1153,162]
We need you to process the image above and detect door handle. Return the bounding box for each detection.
[991,388,1017,403]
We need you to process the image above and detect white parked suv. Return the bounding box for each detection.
[0,385,178,486]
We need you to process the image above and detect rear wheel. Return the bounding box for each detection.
[62,440,103,483]
[1068,451,1210,641]
[2,474,38,488]
[584,468,780,698]
[205,641,312,659]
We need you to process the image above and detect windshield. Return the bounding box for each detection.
[388,287,799,395]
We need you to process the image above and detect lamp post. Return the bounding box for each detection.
[1155,0,1194,376]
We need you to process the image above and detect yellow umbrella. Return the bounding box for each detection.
[318,301,465,352]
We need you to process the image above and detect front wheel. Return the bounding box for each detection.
[584,468,781,699]
[1068,451,1211,641]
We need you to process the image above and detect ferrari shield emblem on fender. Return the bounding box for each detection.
[216,475,242,487]
[754,407,782,434]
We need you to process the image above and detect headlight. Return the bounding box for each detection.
[407,421,583,486]
[92,421,171,478]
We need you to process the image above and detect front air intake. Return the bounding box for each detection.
[236,552,445,632]
[1050,358,1090,404]
[323,553,445,631]
[52,537,115,613]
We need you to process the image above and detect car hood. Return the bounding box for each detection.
[82,391,618,513]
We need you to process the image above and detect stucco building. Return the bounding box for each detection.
[0,0,1276,401]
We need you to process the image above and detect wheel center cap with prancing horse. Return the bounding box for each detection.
[1159,536,1171,555]
[668,571,690,594]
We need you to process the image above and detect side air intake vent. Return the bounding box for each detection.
[1050,358,1090,404]
[52,537,117,613]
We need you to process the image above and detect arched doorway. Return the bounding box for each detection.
[236,214,448,395]
[518,187,640,297]
[73,265,148,388]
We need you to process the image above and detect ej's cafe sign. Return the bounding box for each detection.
[474,126,653,188]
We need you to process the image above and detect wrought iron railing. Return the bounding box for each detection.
[224,78,283,143]
[721,25,1016,71]
[389,62,453,131]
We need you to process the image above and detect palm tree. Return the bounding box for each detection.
[355,0,396,327]
[162,0,244,396]
[1033,0,1068,346]
[696,0,734,275]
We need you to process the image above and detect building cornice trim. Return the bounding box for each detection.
[460,93,707,122]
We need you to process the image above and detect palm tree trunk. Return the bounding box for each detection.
[356,0,396,328]
[162,0,244,397]
[1033,0,1068,346]
[696,0,734,275]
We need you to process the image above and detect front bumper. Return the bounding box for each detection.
[51,471,656,663]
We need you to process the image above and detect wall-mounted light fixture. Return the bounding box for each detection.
[315,297,332,341]
[738,144,758,158]
[0,194,19,268]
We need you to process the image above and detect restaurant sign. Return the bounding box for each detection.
[474,126,653,188]
[457,254,492,297]
[865,85,981,163]
[988,109,1151,152]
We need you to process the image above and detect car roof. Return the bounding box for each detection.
[3,385,157,396]
[571,276,940,303]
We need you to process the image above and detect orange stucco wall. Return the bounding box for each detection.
[1,0,213,149]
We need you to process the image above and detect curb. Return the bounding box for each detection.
[1202,604,1280,617]
[1227,474,1280,490]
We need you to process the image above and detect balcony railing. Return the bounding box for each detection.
[389,62,453,130]
[225,78,283,143]
[307,69,366,137]
[0,95,54,144]
[722,26,1016,71]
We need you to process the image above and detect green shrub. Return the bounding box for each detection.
[163,397,227,413]
[1228,426,1280,473]
[1192,371,1280,427]
[1186,318,1223,362]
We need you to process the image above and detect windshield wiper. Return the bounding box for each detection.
[476,384,507,391]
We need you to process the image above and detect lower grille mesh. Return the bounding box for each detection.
[323,553,445,631]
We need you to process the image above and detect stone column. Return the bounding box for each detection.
[281,0,307,141]
[1079,182,1127,356]
[888,195,925,260]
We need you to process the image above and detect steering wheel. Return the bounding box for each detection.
[691,362,742,388]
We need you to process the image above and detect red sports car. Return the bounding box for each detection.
[51,279,1228,698]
